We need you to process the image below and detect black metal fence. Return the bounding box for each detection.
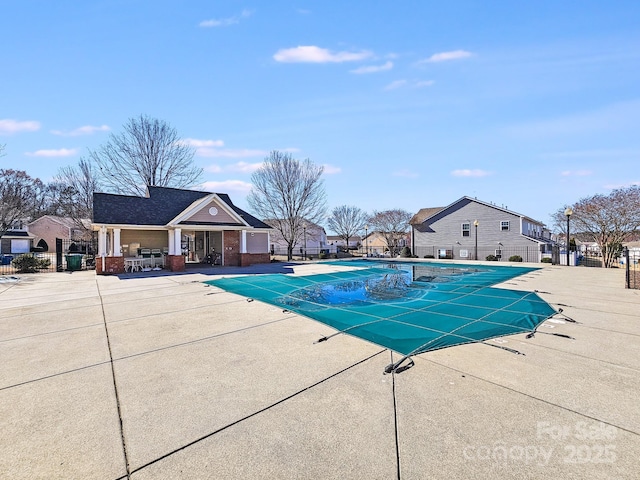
[270,246,341,260]
[1,252,57,274]
[0,236,97,275]
[412,245,545,263]
[625,247,639,289]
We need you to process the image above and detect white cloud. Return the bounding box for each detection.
[322,164,342,174]
[199,9,253,27]
[414,80,435,88]
[0,119,40,135]
[273,46,372,63]
[541,149,640,159]
[228,161,263,173]
[418,50,473,64]
[384,79,407,91]
[26,148,78,157]
[451,169,491,177]
[181,138,225,148]
[505,100,640,139]
[200,180,253,195]
[393,169,419,178]
[561,170,593,177]
[204,162,262,174]
[51,125,110,136]
[603,181,640,190]
[198,148,268,158]
[350,61,393,74]
[383,79,433,91]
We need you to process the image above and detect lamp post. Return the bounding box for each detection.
[473,220,479,261]
[303,221,307,260]
[564,207,573,266]
[364,225,369,257]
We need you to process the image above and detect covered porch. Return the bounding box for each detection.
[94,226,270,275]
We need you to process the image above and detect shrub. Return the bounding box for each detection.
[485,254,498,261]
[400,246,412,258]
[541,257,553,263]
[318,252,327,259]
[424,255,435,259]
[508,255,523,262]
[12,254,51,273]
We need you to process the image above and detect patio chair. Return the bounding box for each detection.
[151,248,163,269]
[140,248,153,270]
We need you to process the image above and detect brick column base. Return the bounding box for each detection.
[166,255,185,272]
[96,256,125,275]
[240,253,271,266]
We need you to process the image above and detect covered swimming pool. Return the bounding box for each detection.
[207,260,557,371]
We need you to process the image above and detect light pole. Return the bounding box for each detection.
[303,221,307,260]
[564,207,573,266]
[473,220,479,261]
[364,225,369,257]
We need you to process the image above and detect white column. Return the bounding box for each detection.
[241,230,247,254]
[98,226,108,256]
[113,229,122,256]
[168,230,175,255]
[173,228,182,255]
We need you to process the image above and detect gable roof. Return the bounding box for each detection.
[409,207,444,225]
[411,196,544,226]
[28,215,91,230]
[93,186,270,229]
[0,230,35,239]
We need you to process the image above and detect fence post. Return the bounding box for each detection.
[625,247,630,289]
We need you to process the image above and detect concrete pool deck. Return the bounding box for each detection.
[1,261,638,479]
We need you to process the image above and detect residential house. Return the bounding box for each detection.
[361,231,409,257]
[410,197,553,262]
[27,215,91,252]
[268,220,336,256]
[92,186,272,274]
[326,235,361,252]
[0,229,35,256]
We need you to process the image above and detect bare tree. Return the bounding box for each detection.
[89,114,201,196]
[248,150,327,260]
[53,158,101,235]
[367,209,413,256]
[555,185,640,267]
[0,169,45,237]
[327,205,368,251]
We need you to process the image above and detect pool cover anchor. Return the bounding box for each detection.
[384,355,414,375]
[526,309,577,340]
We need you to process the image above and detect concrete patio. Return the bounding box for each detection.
[1,261,638,479]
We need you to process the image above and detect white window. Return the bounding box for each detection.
[462,222,470,237]
[501,221,510,231]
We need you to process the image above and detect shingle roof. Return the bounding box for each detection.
[93,186,270,229]
[409,207,444,225]
[1,230,34,238]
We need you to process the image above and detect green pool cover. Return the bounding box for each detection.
[207,261,556,358]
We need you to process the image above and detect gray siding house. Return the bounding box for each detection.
[410,197,553,262]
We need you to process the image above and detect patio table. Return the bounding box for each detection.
[124,257,144,272]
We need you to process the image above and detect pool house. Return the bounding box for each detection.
[92,186,272,274]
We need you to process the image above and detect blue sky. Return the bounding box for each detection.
[1,1,639,229]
